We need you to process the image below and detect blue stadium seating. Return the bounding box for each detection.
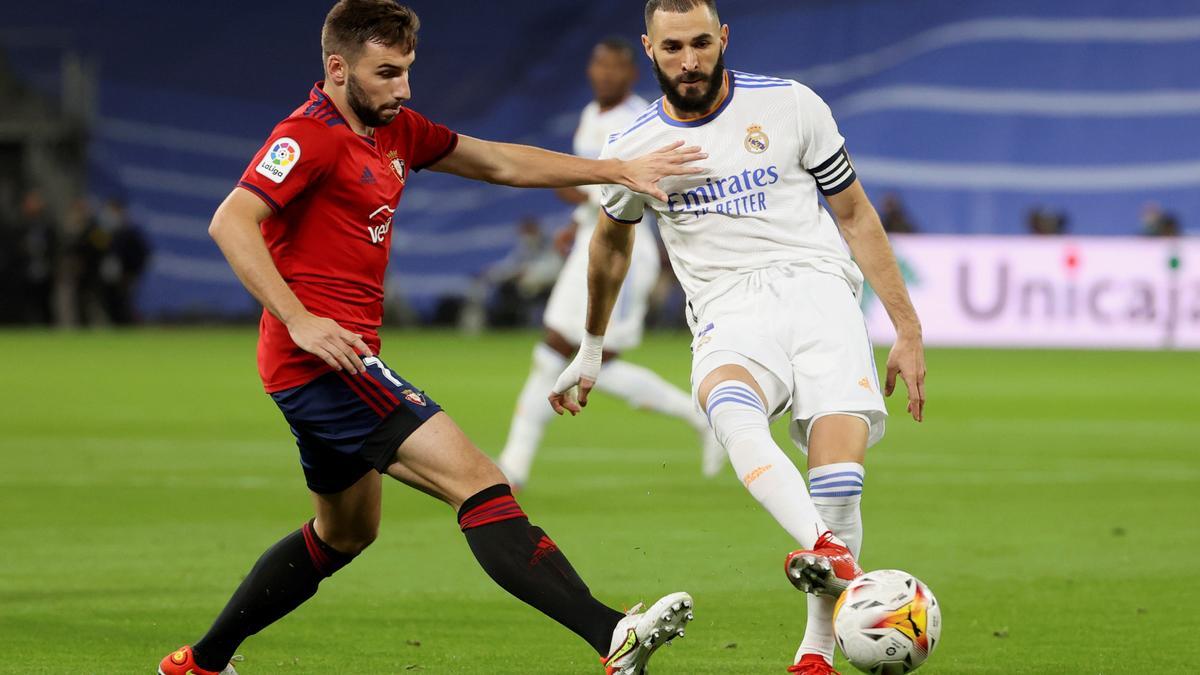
[6,0,1197,318]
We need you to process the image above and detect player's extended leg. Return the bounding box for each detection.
[794,414,869,670]
[172,472,381,674]
[385,411,692,668]
[496,342,566,488]
[594,359,724,476]
[697,362,832,549]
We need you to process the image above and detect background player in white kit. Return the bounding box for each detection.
[549,1,927,673]
[497,37,722,490]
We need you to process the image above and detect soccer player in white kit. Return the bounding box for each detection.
[497,37,722,490]
[549,2,927,673]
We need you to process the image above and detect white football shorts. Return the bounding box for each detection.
[688,265,887,453]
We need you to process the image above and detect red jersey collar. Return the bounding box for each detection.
[308,81,383,146]
[304,82,348,127]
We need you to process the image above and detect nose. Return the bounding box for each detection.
[395,73,411,102]
[681,47,700,72]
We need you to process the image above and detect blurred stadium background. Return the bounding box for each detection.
[1,1,1197,673]
[2,0,1196,335]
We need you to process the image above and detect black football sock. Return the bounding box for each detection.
[192,520,356,671]
[458,483,624,655]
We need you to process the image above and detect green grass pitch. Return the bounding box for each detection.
[0,328,1196,674]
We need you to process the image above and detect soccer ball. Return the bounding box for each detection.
[833,569,942,674]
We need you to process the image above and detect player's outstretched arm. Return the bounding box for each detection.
[548,211,635,416]
[428,135,705,201]
[210,189,371,374]
[826,181,926,422]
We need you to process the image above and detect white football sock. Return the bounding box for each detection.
[797,462,866,665]
[808,462,865,557]
[496,343,565,486]
[595,359,707,431]
[706,381,829,549]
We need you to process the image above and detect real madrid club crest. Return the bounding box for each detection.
[387,150,407,184]
[744,124,769,154]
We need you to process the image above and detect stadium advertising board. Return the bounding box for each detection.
[863,236,1199,349]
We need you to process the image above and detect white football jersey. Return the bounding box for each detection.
[600,70,863,318]
[572,94,650,231]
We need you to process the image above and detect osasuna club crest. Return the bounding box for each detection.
[387,150,406,184]
[401,388,425,406]
[744,124,769,154]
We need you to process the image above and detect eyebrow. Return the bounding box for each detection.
[661,32,714,45]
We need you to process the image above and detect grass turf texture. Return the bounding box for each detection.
[0,328,1196,674]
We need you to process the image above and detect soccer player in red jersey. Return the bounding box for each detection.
[157,3,701,674]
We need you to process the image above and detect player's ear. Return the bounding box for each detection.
[641,34,654,61]
[720,24,729,52]
[326,54,348,86]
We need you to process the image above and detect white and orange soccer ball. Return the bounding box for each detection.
[833,569,942,674]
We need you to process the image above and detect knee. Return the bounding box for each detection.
[697,367,767,410]
[468,460,510,499]
[706,388,769,434]
[337,530,377,556]
[446,460,512,513]
[320,524,378,556]
[706,396,774,459]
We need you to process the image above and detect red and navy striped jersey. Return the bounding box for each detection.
[237,82,457,392]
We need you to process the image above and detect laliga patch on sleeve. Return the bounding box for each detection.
[255,137,302,184]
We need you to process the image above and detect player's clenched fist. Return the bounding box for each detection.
[548,333,604,416]
[286,312,372,375]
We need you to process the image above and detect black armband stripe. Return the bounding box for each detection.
[808,145,857,196]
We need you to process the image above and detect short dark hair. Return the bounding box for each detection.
[644,0,719,30]
[322,0,420,63]
[596,36,637,63]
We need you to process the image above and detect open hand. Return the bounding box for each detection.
[619,140,707,201]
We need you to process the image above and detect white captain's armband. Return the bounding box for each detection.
[808,145,856,196]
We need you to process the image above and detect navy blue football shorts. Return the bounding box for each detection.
[270,356,442,494]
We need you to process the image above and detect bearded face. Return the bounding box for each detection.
[346,69,404,128]
[653,50,725,114]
